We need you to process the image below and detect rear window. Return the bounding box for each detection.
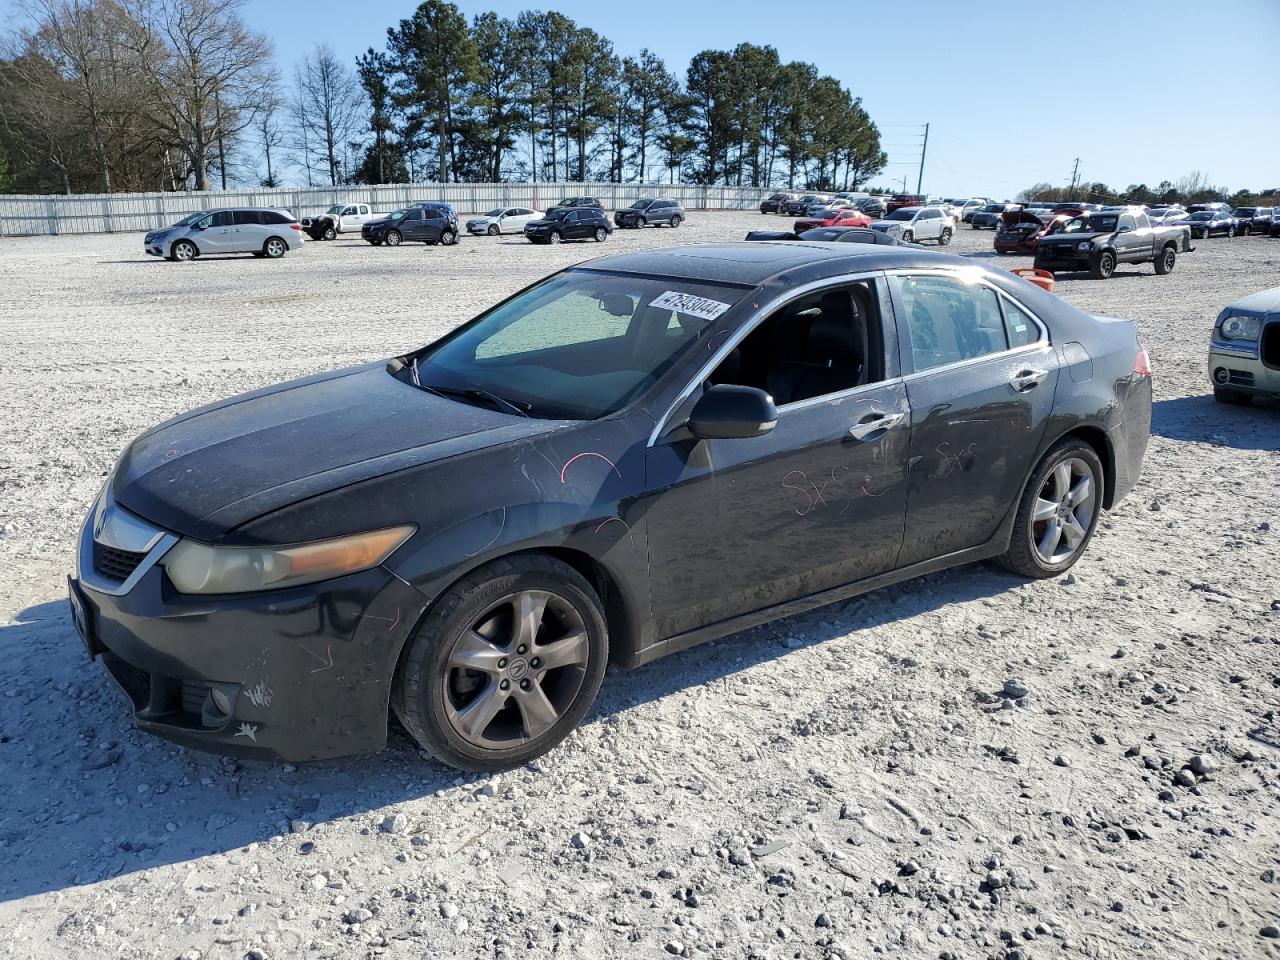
[261,211,294,224]
[233,210,262,225]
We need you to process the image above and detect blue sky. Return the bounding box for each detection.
[8,0,1278,196]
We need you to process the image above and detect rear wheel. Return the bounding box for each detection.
[997,439,1103,579]
[670,214,682,228]
[263,237,287,259]
[385,230,402,247]
[394,554,608,772]
[1089,250,1115,279]
[171,239,197,262]
[938,227,952,246]
[1153,245,1176,275]
[1213,385,1253,405]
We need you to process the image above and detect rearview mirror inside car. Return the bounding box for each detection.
[688,384,778,440]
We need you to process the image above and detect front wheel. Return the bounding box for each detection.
[1089,251,1115,280]
[996,439,1104,579]
[549,231,562,244]
[385,230,402,247]
[170,239,197,262]
[636,216,647,228]
[441,229,458,246]
[394,554,609,772]
[594,227,607,242]
[1153,245,1176,275]
[1226,226,1235,238]
[323,225,337,241]
[902,231,913,243]
[263,237,287,259]
[938,228,952,246]
[487,224,499,236]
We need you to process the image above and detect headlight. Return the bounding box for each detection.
[162,525,415,594]
[1218,314,1261,341]
[1077,241,1092,251]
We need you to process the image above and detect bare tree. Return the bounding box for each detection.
[256,83,283,186]
[120,0,272,191]
[290,43,364,185]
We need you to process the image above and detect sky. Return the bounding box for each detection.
[7,0,1279,197]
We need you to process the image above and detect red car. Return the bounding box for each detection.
[887,193,927,214]
[993,208,1079,254]
[793,209,873,233]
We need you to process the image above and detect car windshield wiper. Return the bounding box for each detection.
[416,379,531,418]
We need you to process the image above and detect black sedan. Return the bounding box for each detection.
[523,207,612,244]
[744,226,920,246]
[1185,210,1237,238]
[613,198,685,228]
[68,243,1152,771]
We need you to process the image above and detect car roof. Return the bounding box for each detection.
[574,241,967,287]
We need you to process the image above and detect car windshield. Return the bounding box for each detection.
[325,205,344,215]
[1188,212,1213,220]
[546,209,570,221]
[172,211,207,227]
[886,209,918,221]
[1061,215,1117,232]
[386,210,408,221]
[629,200,654,209]
[413,270,749,419]
[484,208,505,217]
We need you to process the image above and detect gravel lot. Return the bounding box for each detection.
[1,212,1278,960]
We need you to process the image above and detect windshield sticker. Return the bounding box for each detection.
[648,291,732,322]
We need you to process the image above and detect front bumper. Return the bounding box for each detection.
[1209,343,1280,398]
[71,509,424,762]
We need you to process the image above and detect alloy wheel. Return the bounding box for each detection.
[1031,457,1096,565]
[442,590,590,749]
[266,239,285,258]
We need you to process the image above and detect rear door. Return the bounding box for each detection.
[889,271,1060,565]
[420,208,446,242]
[232,209,266,251]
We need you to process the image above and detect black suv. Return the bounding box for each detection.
[613,198,684,228]
[523,207,613,244]
[547,196,604,215]
[759,192,796,214]
[362,204,459,247]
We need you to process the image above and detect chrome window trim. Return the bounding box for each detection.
[78,486,178,597]
[883,268,1052,381]
[645,269,884,447]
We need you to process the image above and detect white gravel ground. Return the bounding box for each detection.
[1,213,1278,960]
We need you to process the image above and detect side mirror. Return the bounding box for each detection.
[687,385,777,440]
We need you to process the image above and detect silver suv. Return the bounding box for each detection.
[144,207,304,261]
[870,205,954,245]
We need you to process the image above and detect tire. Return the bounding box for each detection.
[549,231,563,244]
[394,554,608,772]
[263,237,287,259]
[902,231,913,243]
[323,225,337,241]
[1213,385,1252,405]
[594,227,607,242]
[1153,245,1176,275]
[1089,250,1115,280]
[487,224,499,236]
[938,227,952,246]
[385,230,402,247]
[636,216,647,228]
[170,239,197,262]
[441,229,458,246]
[996,439,1104,579]
[670,215,682,228]
[1226,226,1235,238]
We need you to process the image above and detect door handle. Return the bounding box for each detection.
[848,411,904,439]
[1010,369,1048,392]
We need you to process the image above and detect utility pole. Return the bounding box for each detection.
[916,122,929,194]
[1068,157,1080,200]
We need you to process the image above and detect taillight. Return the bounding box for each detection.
[290,223,303,231]
[1134,344,1153,377]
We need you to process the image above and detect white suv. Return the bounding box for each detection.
[870,206,954,245]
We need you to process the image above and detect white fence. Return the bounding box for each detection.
[0,182,784,237]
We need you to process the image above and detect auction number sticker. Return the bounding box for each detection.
[649,291,732,321]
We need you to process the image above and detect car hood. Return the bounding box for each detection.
[1002,210,1048,229]
[468,216,497,225]
[1224,286,1280,317]
[870,221,904,230]
[112,364,564,541]
[363,218,396,229]
[1039,230,1106,243]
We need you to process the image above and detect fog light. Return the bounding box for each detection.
[1213,367,1230,384]
[210,687,233,716]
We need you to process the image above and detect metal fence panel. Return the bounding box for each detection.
[0,182,785,237]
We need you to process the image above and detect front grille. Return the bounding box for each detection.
[1262,323,1280,370]
[93,542,148,581]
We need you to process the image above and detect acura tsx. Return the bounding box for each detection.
[68,243,1152,771]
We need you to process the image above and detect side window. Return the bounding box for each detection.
[896,275,1007,372]
[1000,296,1042,349]
[1118,214,1136,231]
[707,280,885,406]
[211,211,234,227]
[404,209,422,221]
[342,206,356,216]
[568,210,582,222]
[260,211,290,224]
[359,205,369,215]
[233,210,261,225]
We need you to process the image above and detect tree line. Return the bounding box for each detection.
[0,0,888,195]
[1017,170,1280,208]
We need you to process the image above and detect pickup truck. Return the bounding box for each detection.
[302,203,376,241]
[1032,210,1193,279]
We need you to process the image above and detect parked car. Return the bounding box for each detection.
[887,193,927,214]
[1234,207,1274,235]
[994,209,1069,254]
[744,225,920,246]
[803,200,852,220]
[302,203,376,241]
[67,241,1152,769]
[855,196,887,218]
[871,206,953,244]
[971,203,1017,230]
[1187,202,1232,214]
[1208,286,1280,405]
[1147,207,1190,225]
[613,198,685,228]
[466,206,540,236]
[783,194,828,216]
[523,207,612,243]
[1185,210,1238,239]
[1033,210,1194,279]
[759,192,796,214]
[1051,202,1097,215]
[793,208,873,233]
[143,208,304,261]
[951,199,985,222]
[362,207,460,247]
[547,196,605,215]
